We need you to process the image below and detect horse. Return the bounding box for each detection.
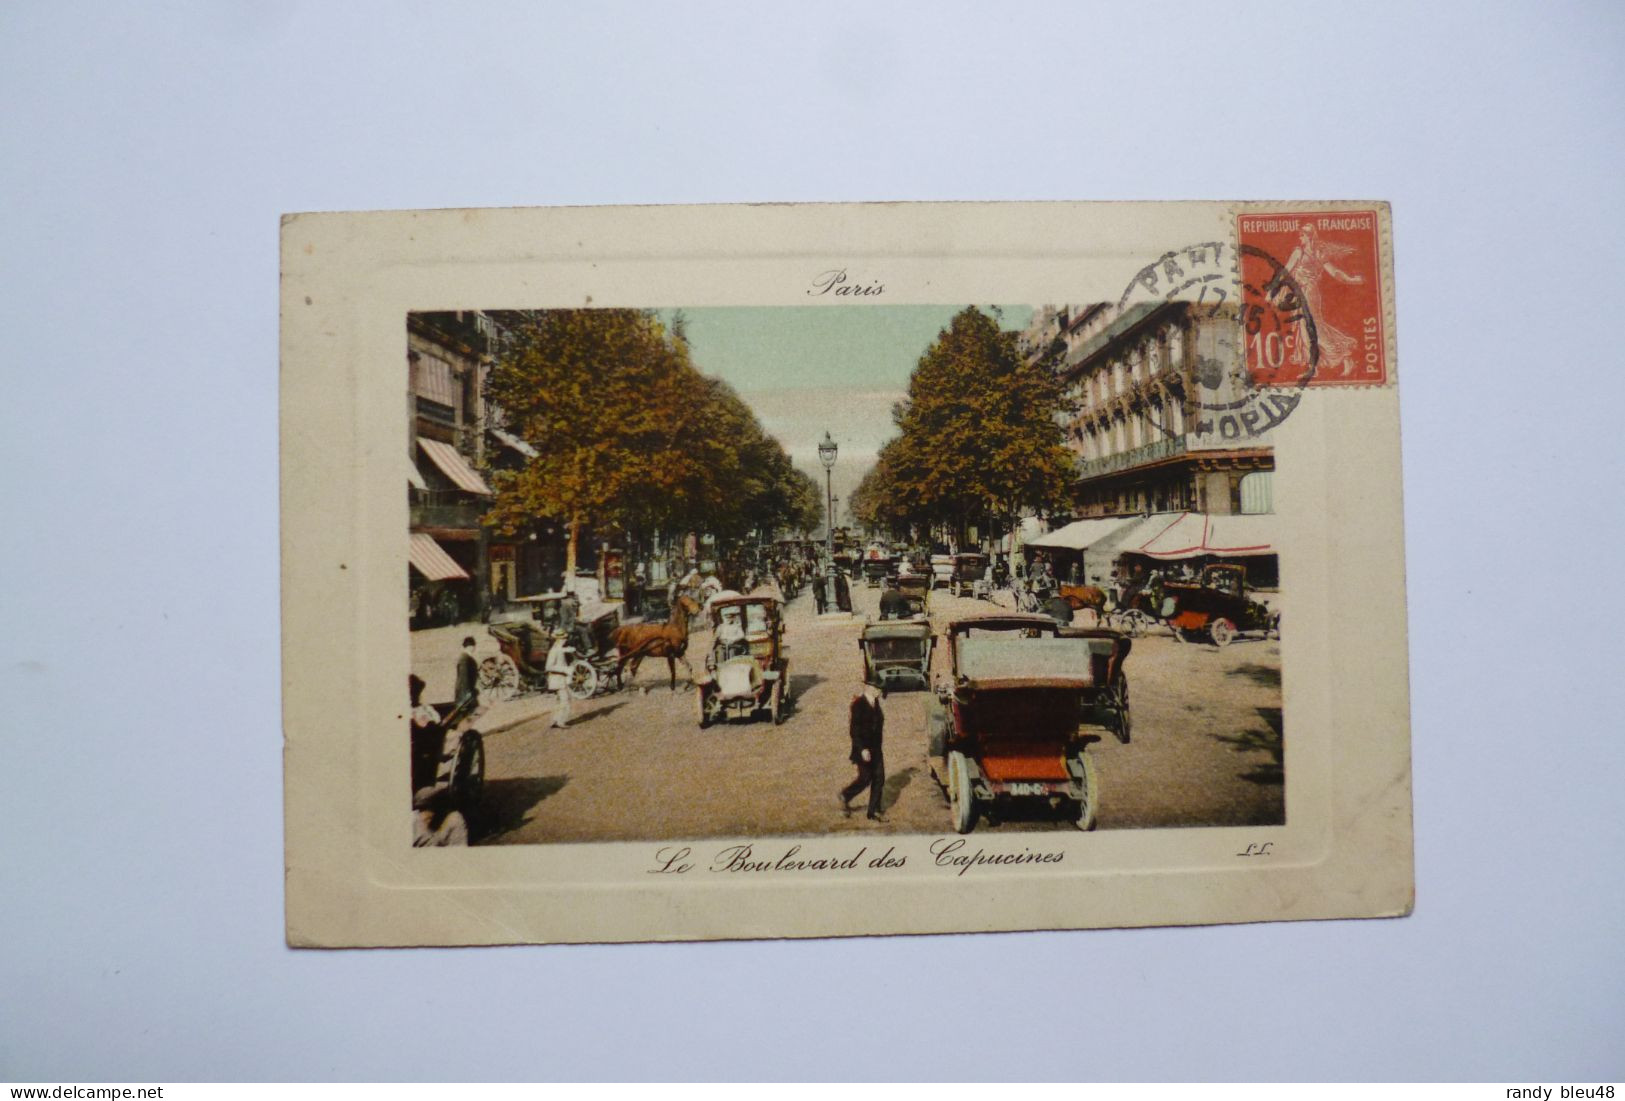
[612,594,702,691]
[776,562,802,601]
[1057,584,1108,622]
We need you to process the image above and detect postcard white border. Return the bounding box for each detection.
[281,201,1412,946]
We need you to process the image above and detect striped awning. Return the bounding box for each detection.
[417,437,492,495]
[1027,515,1138,551]
[1126,512,1277,559]
[407,459,427,491]
[409,532,470,581]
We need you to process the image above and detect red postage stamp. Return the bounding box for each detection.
[1238,209,1387,387]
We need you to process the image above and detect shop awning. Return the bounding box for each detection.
[1027,515,1140,551]
[1125,512,1277,559]
[417,437,492,495]
[489,427,538,458]
[407,460,427,491]
[409,533,470,581]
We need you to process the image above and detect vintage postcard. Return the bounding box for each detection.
[281,201,1412,946]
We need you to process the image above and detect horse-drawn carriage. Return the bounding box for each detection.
[479,593,623,700]
[775,560,804,601]
[696,596,791,726]
[927,615,1131,833]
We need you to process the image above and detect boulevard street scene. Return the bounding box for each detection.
[406,303,1285,845]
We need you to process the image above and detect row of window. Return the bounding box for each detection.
[1073,400,1186,459]
[1076,471,1273,516]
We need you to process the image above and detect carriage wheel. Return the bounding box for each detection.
[770,678,785,725]
[453,731,485,806]
[1121,610,1149,638]
[1073,751,1098,831]
[478,655,519,702]
[1112,676,1132,744]
[567,660,598,700]
[1209,618,1236,648]
[696,686,712,728]
[948,751,977,834]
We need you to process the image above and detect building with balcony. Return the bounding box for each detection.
[407,311,575,625]
[1026,300,1275,520]
[407,311,499,625]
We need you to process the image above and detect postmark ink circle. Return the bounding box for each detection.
[1115,240,1320,443]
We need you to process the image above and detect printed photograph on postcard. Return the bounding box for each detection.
[281,201,1413,945]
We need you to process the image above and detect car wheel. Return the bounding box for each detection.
[1073,751,1098,831]
[948,750,976,834]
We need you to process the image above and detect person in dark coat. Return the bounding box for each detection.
[454,636,480,707]
[878,587,910,620]
[840,682,886,820]
[1042,593,1074,626]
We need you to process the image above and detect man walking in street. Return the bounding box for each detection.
[454,636,480,709]
[840,681,886,821]
[545,631,572,729]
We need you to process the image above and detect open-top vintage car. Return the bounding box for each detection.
[696,595,791,726]
[927,614,1131,833]
[1158,563,1279,647]
[481,592,622,700]
[859,618,934,692]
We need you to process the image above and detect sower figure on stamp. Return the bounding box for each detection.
[840,682,886,821]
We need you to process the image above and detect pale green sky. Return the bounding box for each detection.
[660,304,1033,394]
[657,304,1034,526]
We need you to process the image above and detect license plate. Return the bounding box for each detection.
[1004,782,1049,796]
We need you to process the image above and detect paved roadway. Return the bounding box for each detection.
[413,578,1284,843]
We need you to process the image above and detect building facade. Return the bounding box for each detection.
[408,311,500,625]
[1026,301,1274,519]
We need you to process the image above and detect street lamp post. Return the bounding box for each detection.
[817,430,838,559]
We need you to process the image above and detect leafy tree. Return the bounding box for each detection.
[855,306,1074,547]
[784,466,824,538]
[483,308,817,568]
